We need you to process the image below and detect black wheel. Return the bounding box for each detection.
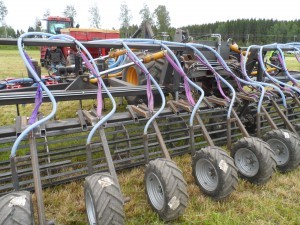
[84,173,125,225]
[192,146,238,200]
[231,137,276,184]
[0,191,34,225]
[144,158,188,221]
[122,52,166,106]
[263,129,300,172]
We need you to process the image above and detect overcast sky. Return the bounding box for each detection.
[2,0,299,31]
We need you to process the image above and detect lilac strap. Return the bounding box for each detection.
[240,55,267,96]
[295,53,300,63]
[277,53,298,86]
[165,54,195,106]
[126,52,154,111]
[28,83,43,125]
[257,53,294,94]
[97,80,103,118]
[240,54,247,76]
[24,51,36,72]
[146,72,154,110]
[80,52,98,77]
[194,54,230,102]
[23,51,43,124]
[80,52,102,117]
[277,53,286,70]
[218,58,258,99]
[218,59,244,91]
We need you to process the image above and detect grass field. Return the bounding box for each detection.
[0,49,300,225]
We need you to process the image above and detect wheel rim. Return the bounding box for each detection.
[146,172,164,211]
[234,148,259,177]
[267,138,289,166]
[195,158,219,191]
[85,189,97,225]
[126,67,138,85]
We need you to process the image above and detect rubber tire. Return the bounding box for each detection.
[84,173,125,225]
[263,129,300,173]
[231,137,276,185]
[0,191,34,225]
[144,158,188,222]
[122,52,166,106]
[192,146,239,200]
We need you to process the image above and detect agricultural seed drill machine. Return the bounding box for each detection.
[0,32,300,224]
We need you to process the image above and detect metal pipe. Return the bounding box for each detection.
[29,131,47,225]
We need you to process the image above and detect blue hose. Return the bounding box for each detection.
[112,38,205,127]
[242,45,287,108]
[11,32,57,157]
[258,44,300,96]
[191,44,266,115]
[90,38,173,135]
[48,34,117,145]
[121,41,166,135]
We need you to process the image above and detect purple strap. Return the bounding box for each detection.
[24,51,36,73]
[126,52,154,111]
[240,55,272,97]
[240,54,247,76]
[218,59,244,91]
[257,53,294,94]
[96,80,103,118]
[194,54,230,102]
[165,54,195,106]
[277,53,298,86]
[277,52,286,70]
[295,53,300,63]
[80,52,102,117]
[28,83,43,125]
[81,52,98,76]
[218,58,258,99]
[23,51,43,125]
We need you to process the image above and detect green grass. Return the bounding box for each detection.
[40,154,300,225]
[1,49,300,224]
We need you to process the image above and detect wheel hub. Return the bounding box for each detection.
[146,172,164,211]
[195,158,219,192]
[267,139,289,165]
[234,148,259,177]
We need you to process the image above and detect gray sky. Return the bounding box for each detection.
[3,0,299,31]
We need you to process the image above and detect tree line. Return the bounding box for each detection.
[183,19,300,45]
[1,0,299,44]
[0,1,172,39]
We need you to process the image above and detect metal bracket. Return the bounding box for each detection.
[202,97,214,109]
[167,100,180,115]
[15,116,28,137]
[168,99,192,113]
[77,110,88,131]
[206,96,229,106]
[129,105,150,119]
[126,105,139,123]
[81,110,99,126]
[38,113,46,137]
[236,92,258,102]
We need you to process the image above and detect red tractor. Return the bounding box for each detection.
[40,16,120,67]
